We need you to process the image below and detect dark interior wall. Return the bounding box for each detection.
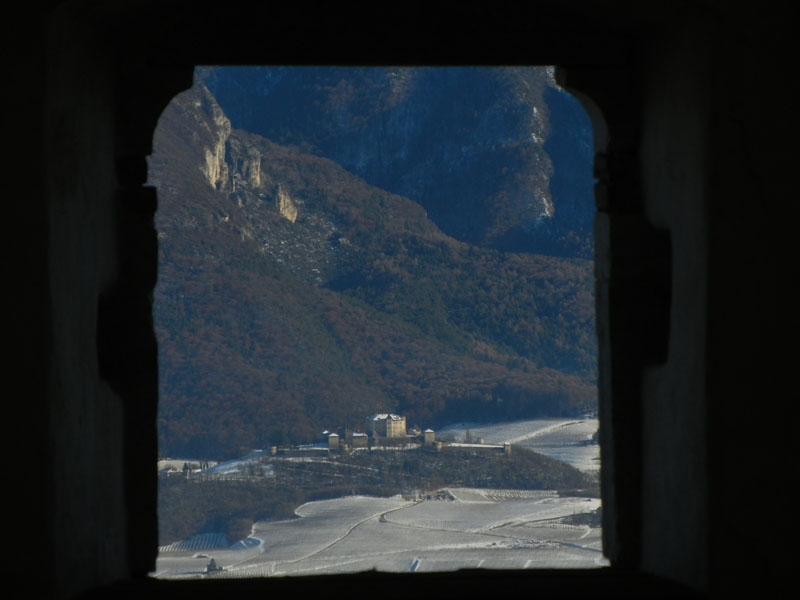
[8,1,795,598]
[44,13,129,596]
[638,8,795,594]
[9,3,55,599]
[704,8,795,592]
[637,17,712,587]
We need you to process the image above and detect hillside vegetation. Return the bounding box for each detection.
[150,70,597,460]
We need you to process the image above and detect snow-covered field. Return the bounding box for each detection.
[154,419,605,579]
[153,491,605,579]
[438,418,600,472]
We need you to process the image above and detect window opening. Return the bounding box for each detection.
[149,66,603,578]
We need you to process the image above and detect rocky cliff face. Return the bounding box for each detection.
[197,66,595,257]
[151,82,359,286]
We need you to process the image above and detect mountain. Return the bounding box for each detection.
[197,66,595,258]
[149,71,597,460]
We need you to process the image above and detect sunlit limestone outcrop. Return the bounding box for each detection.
[276,185,298,222]
[151,81,351,286]
[225,136,262,193]
[194,85,231,190]
[188,84,266,197]
[242,146,261,188]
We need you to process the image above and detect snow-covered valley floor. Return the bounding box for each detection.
[154,490,606,579]
[153,418,605,579]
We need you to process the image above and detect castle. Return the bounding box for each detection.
[326,414,411,450]
[366,413,407,438]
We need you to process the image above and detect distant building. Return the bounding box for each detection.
[206,558,223,573]
[327,432,339,450]
[423,429,436,445]
[367,413,407,438]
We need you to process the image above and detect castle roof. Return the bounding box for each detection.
[368,413,404,421]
